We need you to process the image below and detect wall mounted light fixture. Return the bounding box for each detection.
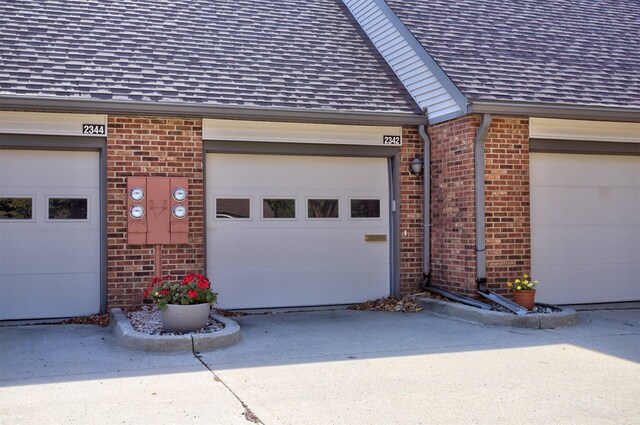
[408,157,424,177]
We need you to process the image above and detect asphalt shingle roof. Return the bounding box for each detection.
[0,0,420,115]
[386,0,640,108]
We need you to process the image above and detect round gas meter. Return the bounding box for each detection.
[130,205,145,219]
[172,205,187,219]
[172,187,187,202]
[129,187,145,202]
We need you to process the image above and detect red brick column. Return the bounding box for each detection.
[106,116,204,309]
[484,117,531,295]
[399,126,424,293]
[428,116,478,297]
[427,114,531,298]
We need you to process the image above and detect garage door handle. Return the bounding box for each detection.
[364,235,387,242]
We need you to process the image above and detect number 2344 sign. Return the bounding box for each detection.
[83,124,106,135]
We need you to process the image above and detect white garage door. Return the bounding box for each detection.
[206,154,390,309]
[0,149,101,320]
[531,153,640,304]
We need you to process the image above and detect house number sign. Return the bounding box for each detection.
[82,124,106,135]
[382,135,401,145]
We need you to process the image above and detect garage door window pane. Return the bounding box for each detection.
[0,197,33,220]
[308,199,339,219]
[350,199,381,218]
[216,198,251,219]
[48,198,88,220]
[263,198,296,219]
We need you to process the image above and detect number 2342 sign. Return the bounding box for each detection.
[383,135,401,145]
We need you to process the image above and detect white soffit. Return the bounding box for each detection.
[530,118,640,143]
[203,119,403,146]
[341,0,466,124]
[0,111,107,136]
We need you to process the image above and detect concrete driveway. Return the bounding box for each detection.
[1,308,638,425]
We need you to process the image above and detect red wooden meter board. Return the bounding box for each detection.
[126,177,189,245]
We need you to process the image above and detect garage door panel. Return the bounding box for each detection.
[213,265,390,309]
[0,273,100,320]
[531,153,640,187]
[0,149,101,320]
[531,187,639,226]
[531,152,640,304]
[535,263,640,305]
[533,226,639,265]
[210,155,388,192]
[0,150,100,189]
[207,153,391,308]
[0,230,100,274]
[210,227,388,268]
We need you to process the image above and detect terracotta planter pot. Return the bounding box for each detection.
[159,303,211,333]
[513,289,536,311]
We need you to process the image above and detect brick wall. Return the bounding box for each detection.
[428,115,478,296]
[428,114,531,298]
[484,117,531,295]
[103,115,530,307]
[106,116,204,309]
[399,126,425,294]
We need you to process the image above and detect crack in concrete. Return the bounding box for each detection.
[191,336,265,424]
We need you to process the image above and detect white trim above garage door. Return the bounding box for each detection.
[203,119,402,146]
[530,118,640,143]
[531,152,640,305]
[206,153,391,309]
[0,111,107,137]
[0,149,101,320]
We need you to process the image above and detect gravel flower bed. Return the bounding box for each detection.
[488,303,561,314]
[125,305,225,335]
[415,291,561,314]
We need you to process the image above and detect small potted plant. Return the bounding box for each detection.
[144,273,217,333]
[507,274,539,311]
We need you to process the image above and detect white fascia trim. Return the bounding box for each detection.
[530,118,640,144]
[0,111,107,137]
[203,119,403,146]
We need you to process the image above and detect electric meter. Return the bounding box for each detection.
[172,205,187,219]
[130,205,145,219]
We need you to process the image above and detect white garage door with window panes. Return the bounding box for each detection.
[0,149,101,320]
[206,154,391,309]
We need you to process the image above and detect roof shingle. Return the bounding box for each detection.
[0,0,421,115]
[386,0,640,108]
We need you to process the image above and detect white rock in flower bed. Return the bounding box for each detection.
[125,305,225,335]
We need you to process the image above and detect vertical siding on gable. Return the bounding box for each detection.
[343,0,464,123]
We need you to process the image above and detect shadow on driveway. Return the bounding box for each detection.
[1,308,638,424]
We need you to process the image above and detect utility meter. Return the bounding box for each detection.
[172,204,187,219]
[129,187,145,201]
[172,187,187,202]
[130,205,145,219]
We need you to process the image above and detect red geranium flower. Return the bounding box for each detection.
[187,289,199,298]
[197,279,209,289]
[160,289,170,296]
[183,274,195,284]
